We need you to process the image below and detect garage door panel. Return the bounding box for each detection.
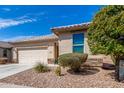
[18,48,48,65]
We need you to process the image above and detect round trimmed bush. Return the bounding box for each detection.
[58,53,88,72]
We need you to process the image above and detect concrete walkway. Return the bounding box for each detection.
[0,64,33,79]
[0,63,57,88]
[0,83,31,88]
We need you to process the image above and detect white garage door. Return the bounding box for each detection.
[18,48,48,65]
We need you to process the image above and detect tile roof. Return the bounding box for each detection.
[0,41,13,48]
[51,22,91,34]
[11,34,58,43]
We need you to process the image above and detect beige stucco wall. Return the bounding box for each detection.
[12,41,57,61]
[12,48,17,61]
[58,33,72,55]
[58,31,91,55]
[84,33,91,54]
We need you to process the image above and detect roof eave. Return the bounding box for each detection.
[11,38,58,44]
[51,25,89,35]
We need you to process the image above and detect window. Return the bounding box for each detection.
[73,33,84,53]
[3,49,7,57]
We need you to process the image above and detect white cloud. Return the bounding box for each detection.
[0,17,37,29]
[2,8,11,12]
[18,15,29,19]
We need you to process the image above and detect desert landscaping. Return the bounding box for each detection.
[0,65,124,88]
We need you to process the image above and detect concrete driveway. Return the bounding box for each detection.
[0,64,33,79]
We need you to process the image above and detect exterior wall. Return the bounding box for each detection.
[84,33,91,54]
[58,31,91,55]
[7,49,12,62]
[58,33,72,55]
[48,45,54,59]
[12,48,17,62]
[12,40,57,63]
[0,48,3,57]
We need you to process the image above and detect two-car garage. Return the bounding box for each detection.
[18,47,48,65]
[12,34,58,65]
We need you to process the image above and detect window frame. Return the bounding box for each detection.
[72,33,84,53]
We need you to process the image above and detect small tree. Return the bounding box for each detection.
[88,5,124,65]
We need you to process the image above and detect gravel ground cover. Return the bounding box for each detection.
[0,67,124,88]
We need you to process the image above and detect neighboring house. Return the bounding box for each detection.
[0,41,13,63]
[0,22,91,65]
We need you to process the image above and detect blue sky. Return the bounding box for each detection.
[0,5,103,41]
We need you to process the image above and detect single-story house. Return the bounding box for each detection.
[0,22,92,65]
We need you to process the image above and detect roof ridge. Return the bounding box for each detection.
[0,41,8,43]
[0,41,13,48]
[11,34,58,43]
[51,22,91,29]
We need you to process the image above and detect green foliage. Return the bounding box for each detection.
[82,53,88,62]
[69,59,82,72]
[55,66,61,76]
[58,53,88,72]
[34,63,50,73]
[88,5,124,63]
[54,59,58,64]
[111,55,116,64]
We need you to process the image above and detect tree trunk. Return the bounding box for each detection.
[111,54,120,81]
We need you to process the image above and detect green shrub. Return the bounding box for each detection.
[58,53,88,72]
[69,58,81,72]
[54,59,58,64]
[111,55,116,65]
[34,63,49,73]
[82,53,88,62]
[55,66,61,76]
